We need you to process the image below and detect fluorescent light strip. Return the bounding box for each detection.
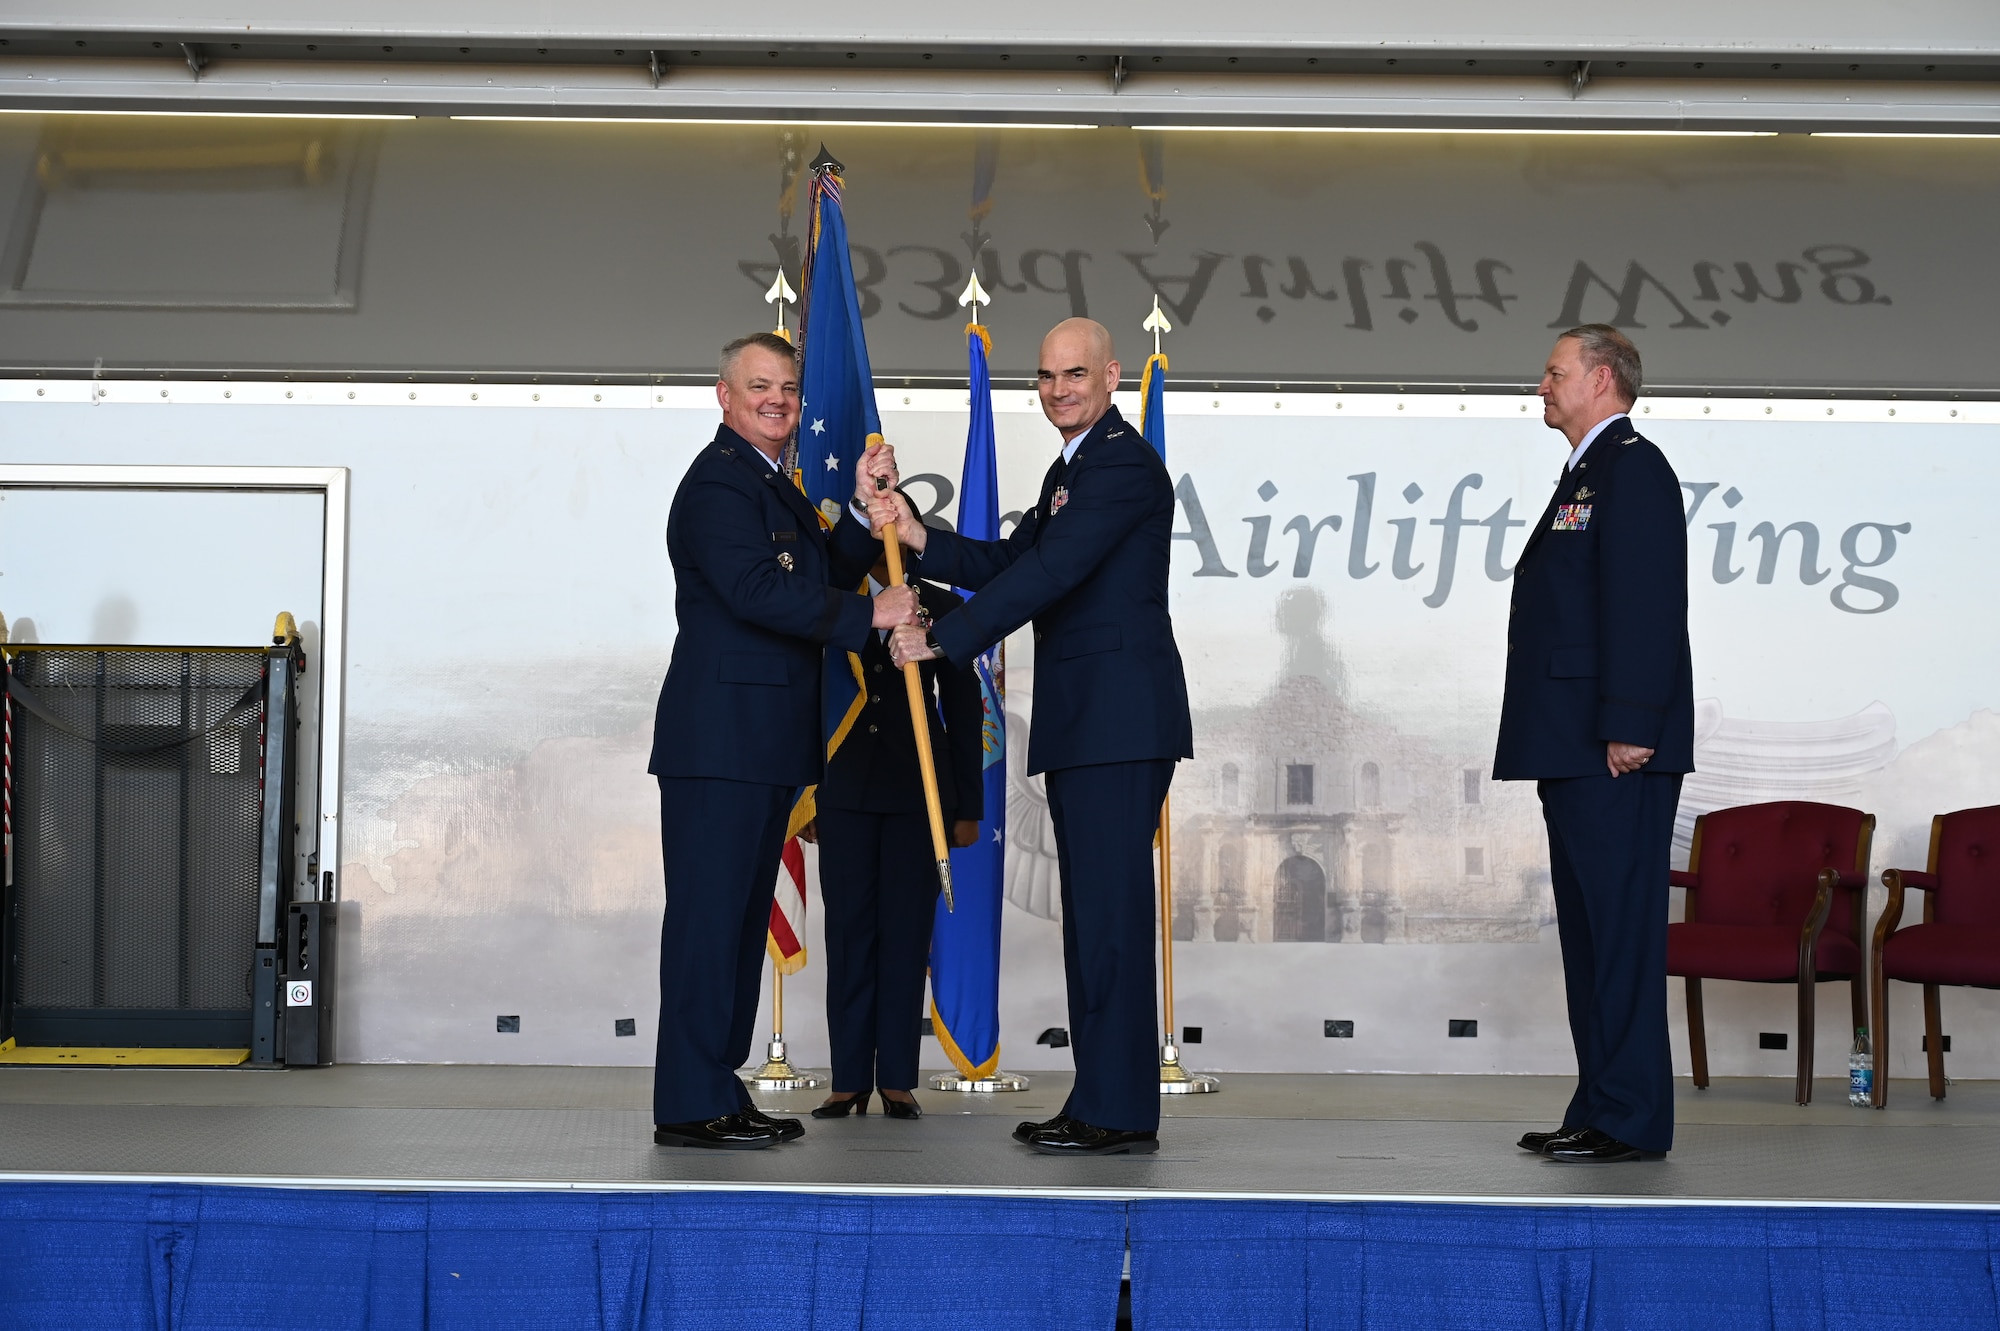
[1811,131,1997,139]
[0,107,415,120]
[452,115,1096,129]
[1132,124,1777,137]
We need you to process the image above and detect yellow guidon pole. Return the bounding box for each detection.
[874,464,955,912]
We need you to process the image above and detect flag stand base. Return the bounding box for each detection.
[1159,1041,1220,1095]
[929,1069,1032,1093]
[749,1038,822,1091]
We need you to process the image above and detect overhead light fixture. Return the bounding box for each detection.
[1811,131,1996,139]
[452,115,1098,129]
[0,107,416,120]
[1131,124,1778,137]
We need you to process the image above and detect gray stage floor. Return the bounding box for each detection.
[2,1065,1996,1208]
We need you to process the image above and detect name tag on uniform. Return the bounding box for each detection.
[1552,503,1593,532]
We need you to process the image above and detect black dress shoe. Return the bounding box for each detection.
[1025,1118,1159,1156]
[811,1093,869,1120]
[1546,1127,1649,1163]
[1013,1114,1070,1144]
[878,1091,922,1120]
[740,1104,805,1141]
[654,1113,782,1150]
[1518,1126,1583,1154]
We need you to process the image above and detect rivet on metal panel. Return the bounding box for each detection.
[1458,403,1465,411]
[533,393,541,401]
[224,390,232,398]
[1826,408,1834,416]
[471,392,479,401]
[160,389,167,398]
[1765,406,1772,413]
[1952,409,1959,417]
[347,391,355,399]
[409,391,417,400]
[1704,406,1711,414]
[594,393,602,402]
[1396,403,1404,411]
[1888,408,1896,416]
[286,391,293,399]
[36,387,43,395]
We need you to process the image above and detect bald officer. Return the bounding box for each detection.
[649,332,919,1150]
[1496,324,1694,1164]
[861,317,1193,1156]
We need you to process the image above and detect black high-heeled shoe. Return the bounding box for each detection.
[878,1091,923,1120]
[811,1093,869,1119]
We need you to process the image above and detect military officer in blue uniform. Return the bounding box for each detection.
[861,317,1194,1156]
[648,332,920,1150]
[802,540,985,1122]
[1495,324,1695,1164]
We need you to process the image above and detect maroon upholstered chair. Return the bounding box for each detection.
[1870,805,2000,1107]
[1667,801,1874,1105]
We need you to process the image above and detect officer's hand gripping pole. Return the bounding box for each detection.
[876,470,955,912]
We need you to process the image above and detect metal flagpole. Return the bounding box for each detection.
[1141,294,1217,1096]
[930,261,1030,1095]
[751,965,820,1089]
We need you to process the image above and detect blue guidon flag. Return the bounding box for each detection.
[772,150,883,975]
[928,322,1007,1081]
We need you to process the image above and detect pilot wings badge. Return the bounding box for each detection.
[1574,486,1596,500]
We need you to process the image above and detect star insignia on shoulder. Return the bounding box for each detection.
[719,446,736,458]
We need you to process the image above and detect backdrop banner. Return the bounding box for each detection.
[3,390,1994,1081]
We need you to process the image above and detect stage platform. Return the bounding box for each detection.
[3,1067,1998,1328]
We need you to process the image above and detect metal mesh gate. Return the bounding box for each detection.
[5,647,268,1047]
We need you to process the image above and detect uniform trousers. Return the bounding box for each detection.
[653,775,791,1126]
[1539,770,1683,1154]
[815,808,940,1094]
[1045,758,1176,1133]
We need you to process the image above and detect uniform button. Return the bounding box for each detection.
[872,664,883,673]
[869,694,881,703]
[868,724,879,734]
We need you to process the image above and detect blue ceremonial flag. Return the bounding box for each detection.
[929,324,1006,1080]
[1140,349,1168,460]
[795,165,882,528]
[774,159,880,974]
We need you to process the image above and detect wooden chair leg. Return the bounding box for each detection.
[1923,983,1946,1100]
[1870,965,1889,1110]
[1849,974,1867,1039]
[1796,975,1816,1105]
[1685,977,1709,1090]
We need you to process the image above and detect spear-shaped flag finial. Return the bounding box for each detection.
[958,269,991,310]
[809,144,845,175]
[765,268,800,341]
[1142,293,1172,357]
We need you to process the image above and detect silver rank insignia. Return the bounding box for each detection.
[777,551,795,571]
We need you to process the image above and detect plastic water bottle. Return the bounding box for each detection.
[1849,1027,1874,1106]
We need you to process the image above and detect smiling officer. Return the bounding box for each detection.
[1496,324,1695,1164]
[859,317,1193,1156]
[648,332,920,1151]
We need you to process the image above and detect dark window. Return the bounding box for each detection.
[1285,763,1315,805]
[1220,762,1240,806]
[1359,761,1381,807]
[1462,768,1482,804]
[1464,846,1486,877]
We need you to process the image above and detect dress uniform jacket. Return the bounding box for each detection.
[902,405,1193,775]
[650,425,878,786]
[1494,415,1694,778]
